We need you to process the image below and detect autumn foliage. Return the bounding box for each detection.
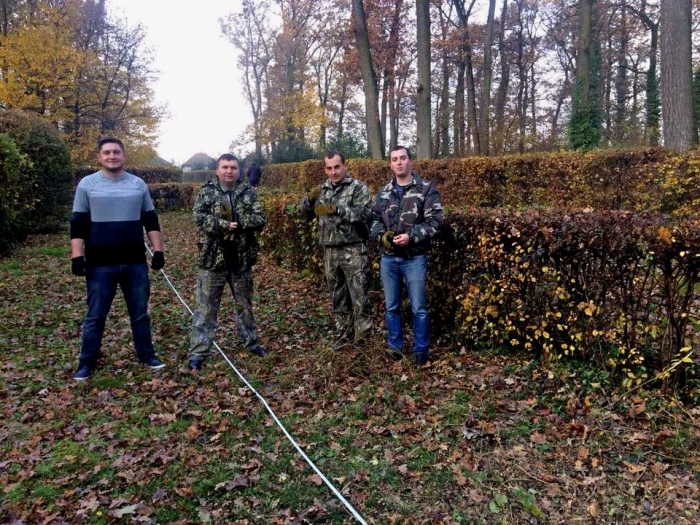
[130,146,700,390]
[246,148,700,391]
[261,147,700,214]
[0,0,162,164]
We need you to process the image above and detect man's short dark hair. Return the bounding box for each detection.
[217,153,239,168]
[389,145,411,160]
[97,137,124,152]
[324,150,345,164]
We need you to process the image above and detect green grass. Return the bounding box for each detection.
[30,246,66,258]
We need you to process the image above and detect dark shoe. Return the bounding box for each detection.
[188,357,204,371]
[73,363,93,381]
[141,356,166,370]
[414,353,429,367]
[249,345,267,357]
[385,347,403,361]
[332,334,354,351]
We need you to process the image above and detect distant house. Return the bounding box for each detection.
[182,152,216,172]
[145,154,173,166]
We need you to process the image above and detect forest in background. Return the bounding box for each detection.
[2,1,700,165]
[222,0,700,162]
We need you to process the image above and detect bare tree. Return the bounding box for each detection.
[221,0,273,160]
[493,0,510,155]
[453,0,478,154]
[627,1,660,146]
[479,0,496,155]
[351,0,384,158]
[416,0,431,158]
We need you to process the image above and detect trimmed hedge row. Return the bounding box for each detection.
[260,148,700,215]
[256,192,700,388]
[150,178,700,390]
[149,183,198,212]
[181,170,216,184]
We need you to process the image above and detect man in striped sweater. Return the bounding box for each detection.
[70,137,166,380]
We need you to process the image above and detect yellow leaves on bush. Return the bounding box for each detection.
[578,301,597,317]
[444,209,700,380]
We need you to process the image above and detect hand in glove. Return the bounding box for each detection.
[381,231,396,249]
[307,185,321,203]
[71,256,86,276]
[218,203,232,221]
[315,203,338,216]
[151,251,165,270]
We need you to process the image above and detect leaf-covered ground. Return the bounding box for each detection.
[1,211,699,524]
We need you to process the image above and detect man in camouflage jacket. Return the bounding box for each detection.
[370,145,443,366]
[188,154,267,370]
[299,150,372,349]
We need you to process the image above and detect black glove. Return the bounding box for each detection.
[151,251,165,270]
[381,231,396,249]
[71,256,86,276]
[315,203,338,216]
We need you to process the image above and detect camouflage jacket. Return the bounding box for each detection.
[298,176,371,247]
[370,172,443,257]
[193,178,266,271]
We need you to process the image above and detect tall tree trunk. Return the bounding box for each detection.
[603,32,613,145]
[614,0,628,144]
[438,53,450,156]
[479,0,496,155]
[646,20,660,146]
[493,0,510,155]
[569,0,601,150]
[465,39,479,153]
[454,63,465,155]
[386,0,402,154]
[416,0,431,158]
[338,78,347,137]
[381,70,388,148]
[515,0,526,153]
[351,0,384,159]
[436,5,451,157]
[454,0,477,153]
[627,2,660,146]
[660,0,694,151]
[530,60,537,145]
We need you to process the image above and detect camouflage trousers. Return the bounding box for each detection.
[323,244,372,338]
[189,267,259,358]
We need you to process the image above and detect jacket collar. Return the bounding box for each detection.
[322,175,352,190]
[209,177,249,197]
[385,171,422,191]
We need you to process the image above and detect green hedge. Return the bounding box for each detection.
[0,110,72,255]
[181,170,215,184]
[149,183,198,212]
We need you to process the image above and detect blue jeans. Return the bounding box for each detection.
[380,254,430,355]
[80,263,155,366]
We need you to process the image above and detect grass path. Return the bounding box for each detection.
[1,211,699,524]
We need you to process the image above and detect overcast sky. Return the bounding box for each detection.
[109,0,249,165]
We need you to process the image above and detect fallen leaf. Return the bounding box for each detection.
[307,474,323,486]
[112,504,138,518]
